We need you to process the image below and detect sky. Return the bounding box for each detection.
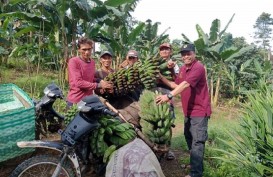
[132,0,273,45]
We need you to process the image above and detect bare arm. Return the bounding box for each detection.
[155,79,190,104]
[170,81,190,97]
[159,73,177,89]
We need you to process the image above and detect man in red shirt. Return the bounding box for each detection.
[156,44,211,177]
[67,37,113,105]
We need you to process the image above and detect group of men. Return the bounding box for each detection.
[66,37,211,177]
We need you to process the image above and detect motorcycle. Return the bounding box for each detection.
[10,95,122,177]
[34,83,65,140]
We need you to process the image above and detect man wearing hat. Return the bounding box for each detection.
[119,50,139,69]
[95,51,115,80]
[159,43,179,76]
[155,43,211,177]
[94,51,115,97]
[157,42,179,161]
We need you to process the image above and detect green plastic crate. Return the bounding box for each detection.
[0,83,35,162]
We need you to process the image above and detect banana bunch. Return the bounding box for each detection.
[158,59,174,80]
[104,63,141,96]
[138,57,161,90]
[64,105,78,125]
[103,56,162,97]
[126,63,142,91]
[138,90,174,144]
[90,115,136,163]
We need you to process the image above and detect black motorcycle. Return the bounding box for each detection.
[10,95,121,177]
[34,83,65,139]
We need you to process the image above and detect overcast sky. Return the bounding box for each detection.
[132,0,273,45]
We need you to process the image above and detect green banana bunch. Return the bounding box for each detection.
[90,115,136,158]
[158,59,175,80]
[64,105,78,125]
[102,56,163,97]
[139,90,174,145]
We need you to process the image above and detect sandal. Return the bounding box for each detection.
[166,151,175,160]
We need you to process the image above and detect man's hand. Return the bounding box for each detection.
[155,94,169,104]
[167,59,176,69]
[100,80,113,90]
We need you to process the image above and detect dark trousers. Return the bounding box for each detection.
[184,116,209,177]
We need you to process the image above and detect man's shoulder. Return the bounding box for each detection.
[68,56,80,63]
[69,56,80,60]
[192,60,205,70]
[119,59,129,68]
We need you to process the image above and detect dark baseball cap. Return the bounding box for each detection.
[99,51,112,58]
[159,43,172,49]
[127,50,138,58]
[179,44,195,53]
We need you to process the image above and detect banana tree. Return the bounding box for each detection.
[136,19,169,60]
[191,14,254,106]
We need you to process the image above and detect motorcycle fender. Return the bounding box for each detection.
[18,141,82,177]
[17,140,63,153]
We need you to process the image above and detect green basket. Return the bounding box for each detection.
[0,83,35,162]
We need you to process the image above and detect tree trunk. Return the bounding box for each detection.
[213,76,221,107]
[210,75,214,105]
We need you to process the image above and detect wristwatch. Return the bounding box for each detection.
[167,93,173,100]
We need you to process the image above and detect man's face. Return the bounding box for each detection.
[100,54,112,68]
[78,43,92,61]
[159,47,172,59]
[181,51,195,66]
[127,56,138,66]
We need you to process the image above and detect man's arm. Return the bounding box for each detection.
[159,73,177,89]
[155,80,190,104]
[170,81,190,97]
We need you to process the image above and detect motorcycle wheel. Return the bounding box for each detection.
[10,155,76,177]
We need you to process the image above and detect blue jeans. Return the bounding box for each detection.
[184,116,209,177]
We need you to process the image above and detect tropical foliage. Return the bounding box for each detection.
[214,80,273,176]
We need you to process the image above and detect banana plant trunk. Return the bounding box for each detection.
[59,26,68,91]
[210,75,214,105]
[213,76,221,107]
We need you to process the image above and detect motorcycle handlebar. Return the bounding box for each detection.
[102,108,117,117]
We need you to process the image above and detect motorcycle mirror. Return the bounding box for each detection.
[44,83,63,99]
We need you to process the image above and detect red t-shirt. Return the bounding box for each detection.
[175,60,211,117]
[67,57,97,103]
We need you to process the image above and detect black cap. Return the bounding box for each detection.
[99,51,112,58]
[179,44,195,53]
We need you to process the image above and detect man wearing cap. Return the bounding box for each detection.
[155,43,211,177]
[159,42,179,77]
[157,42,179,160]
[95,51,115,80]
[94,51,115,96]
[119,50,139,69]
[67,37,113,106]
